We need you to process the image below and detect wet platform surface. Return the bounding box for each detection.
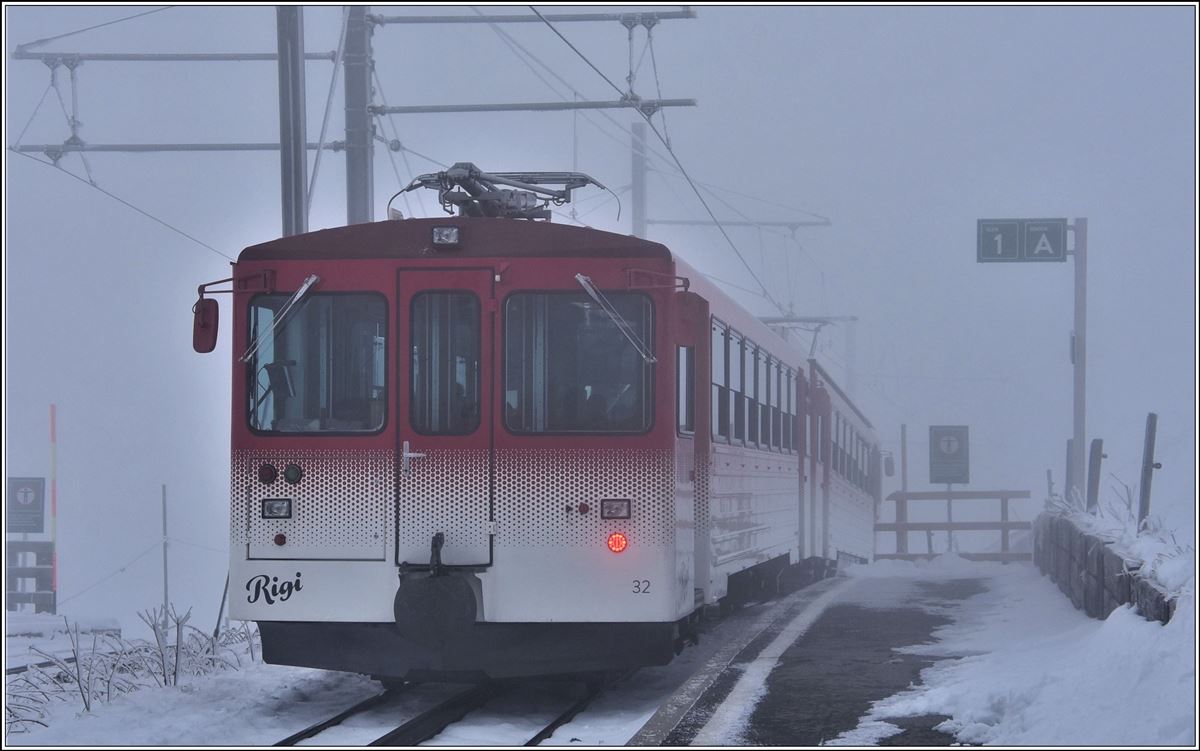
[661,577,986,745]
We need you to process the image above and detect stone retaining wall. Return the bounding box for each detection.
[1033,513,1176,624]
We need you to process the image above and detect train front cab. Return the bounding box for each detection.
[226,220,708,681]
[220,219,879,682]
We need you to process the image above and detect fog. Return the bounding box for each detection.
[4,5,1195,633]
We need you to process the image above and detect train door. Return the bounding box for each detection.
[795,369,809,559]
[674,291,710,606]
[395,268,495,567]
[810,384,833,560]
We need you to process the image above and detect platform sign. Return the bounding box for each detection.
[977,218,1067,262]
[8,477,46,534]
[930,426,969,484]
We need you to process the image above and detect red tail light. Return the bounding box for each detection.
[607,532,628,553]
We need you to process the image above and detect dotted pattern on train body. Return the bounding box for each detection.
[232,449,393,551]
[494,448,675,547]
[396,448,490,561]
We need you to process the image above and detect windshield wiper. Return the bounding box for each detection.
[240,274,320,363]
[574,274,656,364]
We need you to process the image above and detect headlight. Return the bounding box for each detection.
[432,226,461,247]
[261,499,292,519]
[601,498,631,519]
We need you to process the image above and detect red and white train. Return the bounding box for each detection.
[193,164,881,681]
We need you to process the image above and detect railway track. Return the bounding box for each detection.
[274,674,615,746]
[6,656,79,677]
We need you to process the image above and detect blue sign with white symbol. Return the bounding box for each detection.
[930,426,969,484]
[8,477,46,534]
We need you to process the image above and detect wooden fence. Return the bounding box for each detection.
[875,490,1032,563]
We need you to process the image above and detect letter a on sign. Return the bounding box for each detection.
[1020,219,1067,262]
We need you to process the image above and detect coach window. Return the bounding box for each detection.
[784,369,794,452]
[833,413,843,476]
[711,320,729,441]
[505,292,653,434]
[248,293,387,433]
[759,351,771,448]
[771,361,783,450]
[730,332,746,443]
[677,345,695,434]
[816,414,825,463]
[840,415,849,472]
[410,292,480,435]
[844,422,852,479]
[747,342,759,446]
[831,413,839,474]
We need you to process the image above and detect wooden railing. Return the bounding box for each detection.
[875,490,1032,563]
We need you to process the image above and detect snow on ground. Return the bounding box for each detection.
[6,656,380,746]
[7,556,1193,746]
[1067,508,1195,596]
[832,555,1196,746]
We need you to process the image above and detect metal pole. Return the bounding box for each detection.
[372,98,696,115]
[162,484,169,627]
[14,142,346,154]
[371,9,698,24]
[649,218,831,228]
[898,424,908,554]
[344,6,374,225]
[12,50,336,62]
[845,319,857,399]
[1086,438,1104,511]
[632,121,646,238]
[212,573,229,642]
[1065,438,1074,505]
[50,404,58,614]
[276,6,308,237]
[1070,218,1088,503]
[946,483,954,552]
[1138,413,1159,526]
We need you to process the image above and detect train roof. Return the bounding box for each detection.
[238,217,672,262]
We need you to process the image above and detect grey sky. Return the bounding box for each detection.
[4,5,1196,630]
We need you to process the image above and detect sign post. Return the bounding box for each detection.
[977,217,1085,501]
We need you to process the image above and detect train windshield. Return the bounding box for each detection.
[505,292,653,433]
[247,293,387,433]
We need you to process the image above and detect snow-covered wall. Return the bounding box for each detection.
[1033,514,1177,624]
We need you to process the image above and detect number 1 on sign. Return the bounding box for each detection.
[993,233,1003,255]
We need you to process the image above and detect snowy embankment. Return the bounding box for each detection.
[832,554,1195,746]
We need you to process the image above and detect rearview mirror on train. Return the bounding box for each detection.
[884,455,895,477]
[193,298,219,353]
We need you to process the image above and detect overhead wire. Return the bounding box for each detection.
[13,81,54,146]
[10,149,234,262]
[472,3,822,262]
[529,5,787,315]
[56,541,162,607]
[307,6,350,220]
[372,68,426,217]
[646,24,672,149]
[16,6,173,50]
